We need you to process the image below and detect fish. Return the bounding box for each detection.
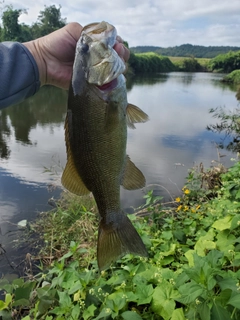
[61,21,149,270]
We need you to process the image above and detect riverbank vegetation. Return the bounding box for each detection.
[1,4,240,76]
[222,70,240,85]
[208,51,240,73]
[131,44,240,59]
[1,157,240,319]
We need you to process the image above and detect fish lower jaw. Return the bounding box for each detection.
[97,78,118,92]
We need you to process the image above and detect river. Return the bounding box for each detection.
[0,72,238,275]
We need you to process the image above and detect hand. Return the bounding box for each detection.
[23,23,130,90]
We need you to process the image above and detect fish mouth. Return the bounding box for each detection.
[97,78,118,91]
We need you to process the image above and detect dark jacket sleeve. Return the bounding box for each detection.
[0,42,41,109]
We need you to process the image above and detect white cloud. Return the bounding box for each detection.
[4,0,240,47]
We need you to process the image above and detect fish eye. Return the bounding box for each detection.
[81,43,89,53]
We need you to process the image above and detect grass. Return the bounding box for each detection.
[168,56,210,71]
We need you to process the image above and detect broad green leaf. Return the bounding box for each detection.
[197,301,210,320]
[218,278,239,292]
[177,282,204,304]
[212,216,232,231]
[4,294,12,307]
[135,284,154,305]
[171,308,186,320]
[0,301,5,311]
[14,282,35,305]
[195,239,216,256]
[227,293,240,309]
[58,291,71,307]
[185,250,195,267]
[38,298,54,315]
[107,291,127,312]
[0,310,12,320]
[152,281,179,320]
[212,301,231,320]
[94,308,112,320]
[121,311,143,320]
[230,214,240,230]
[71,304,80,319]
[83,304,97,320]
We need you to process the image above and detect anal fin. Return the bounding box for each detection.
[121,155,146,190]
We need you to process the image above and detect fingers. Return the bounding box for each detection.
[113,39,130,63]
[64,22,83,42]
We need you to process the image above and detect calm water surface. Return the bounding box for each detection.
[0,72,238,272]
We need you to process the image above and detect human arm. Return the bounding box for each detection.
[0,22,130,109]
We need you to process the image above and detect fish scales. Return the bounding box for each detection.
[62,21,149,270]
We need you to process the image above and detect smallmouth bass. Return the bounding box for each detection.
[62,21,149,270]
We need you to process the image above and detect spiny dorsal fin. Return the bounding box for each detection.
[121,155,146,190]
[61,113,90,196]
[126,103,149,129]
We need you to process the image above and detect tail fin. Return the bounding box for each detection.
[97,213,148,270]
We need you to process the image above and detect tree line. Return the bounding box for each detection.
[0,4,66,42]
[131,44,240,59]
[1,4,240,75]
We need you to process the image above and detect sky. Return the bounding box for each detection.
[5,0,240,47]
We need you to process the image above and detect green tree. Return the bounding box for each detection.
[31,5,66,38]
[0,5,31,41]
[1,5,22,41]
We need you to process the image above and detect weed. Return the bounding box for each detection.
[1,162,240,319]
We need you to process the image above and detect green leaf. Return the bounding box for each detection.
[0,310,12,320]
[94,308,112,319]
[230,214,240,230]
[0,301,6,311]
[212,301,231,320]
[212,216,232,231]
[197,301,210,320]
[135,284,154,305]
[171,308,186,320]
[121,311,143,320]
[152,281,179,320]
[58,291,71,307]
[83,304,97,320]
[195,239,216,256]
[177,282,204,304]
[185,250,195,267]
[107,291,127,312]
[71,304,81,319]
[227,293,240,309]
[4,294,12,307]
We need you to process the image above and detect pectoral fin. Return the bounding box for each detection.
[121,155,146,190]
[126,103,149,129]
[61,113,90,196]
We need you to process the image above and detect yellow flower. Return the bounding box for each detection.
[176,205,182,212]
[196,205,201,210]
[175,197,181,203]
[184,189,190,195]
[184,206,189,211]
[191,208,196,213]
